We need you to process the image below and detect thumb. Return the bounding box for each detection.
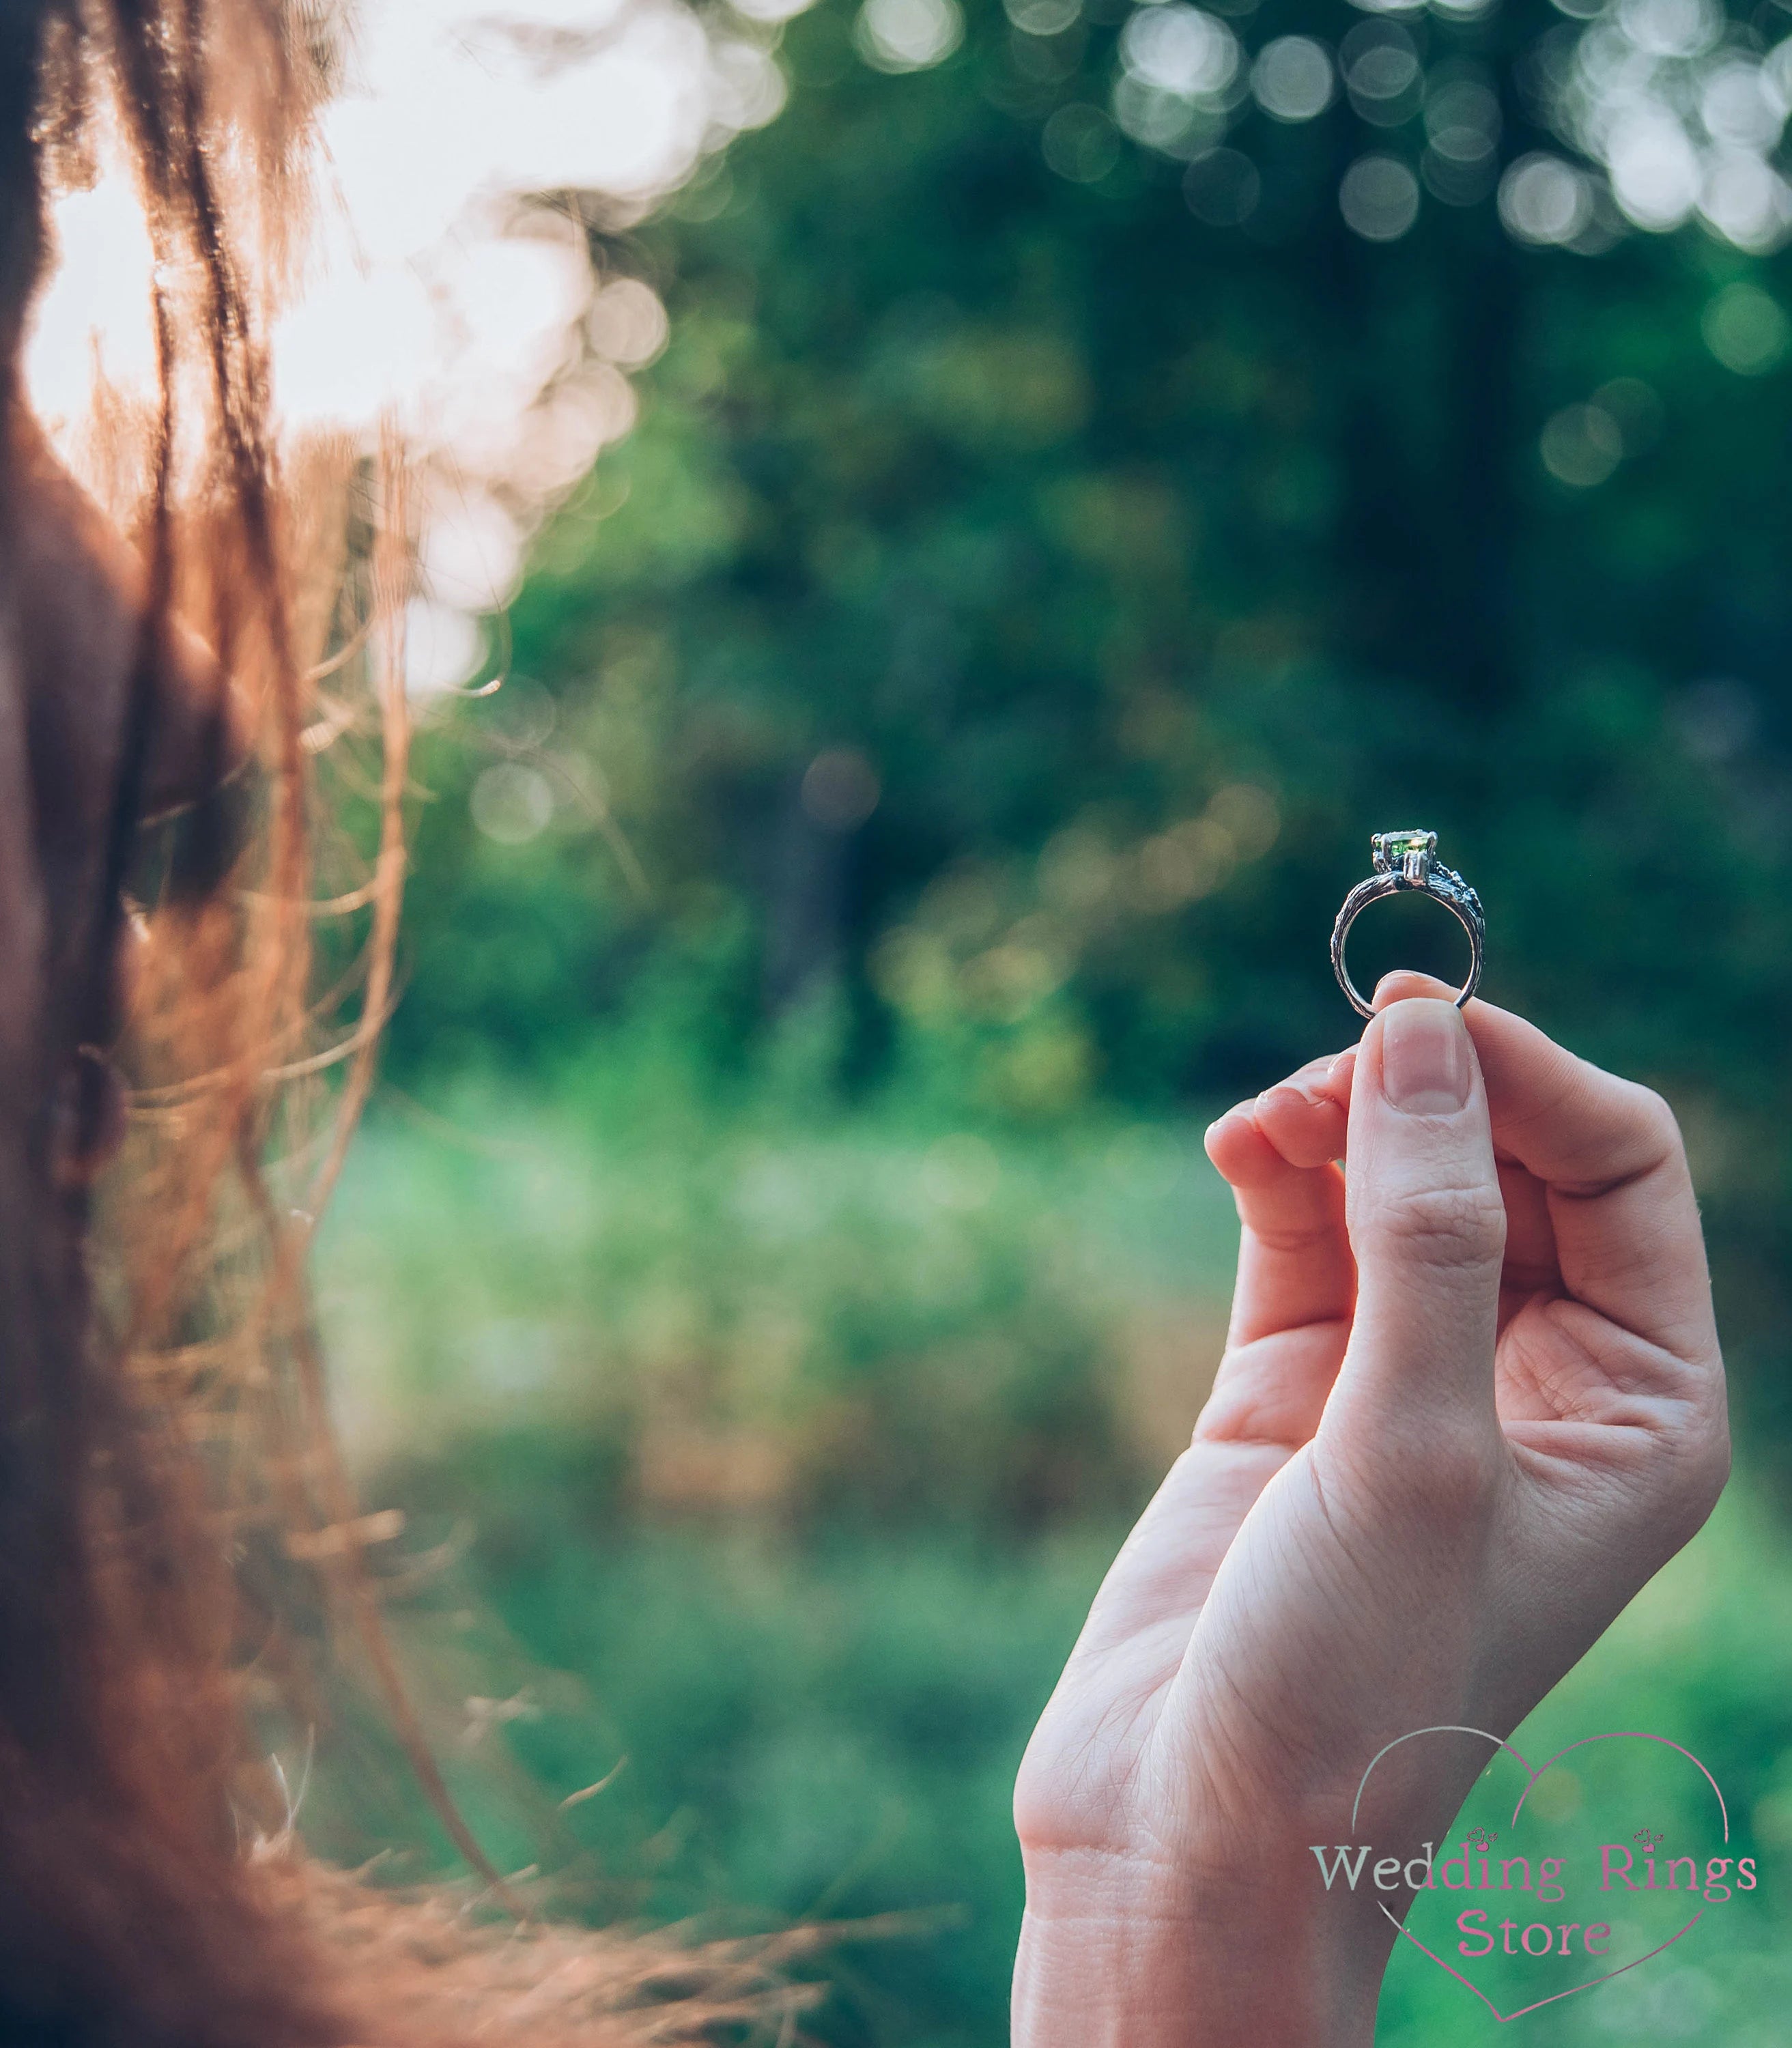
[1335,998,1505,1452]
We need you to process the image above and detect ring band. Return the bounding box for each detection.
[1331,829,1484,1021]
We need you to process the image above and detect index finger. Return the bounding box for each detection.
[1371,973,1716,1364]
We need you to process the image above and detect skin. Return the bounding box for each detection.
[1012,972,1729,2046]
[0,399,233,1182]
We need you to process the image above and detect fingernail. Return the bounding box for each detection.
[1379,1000,1470,1115]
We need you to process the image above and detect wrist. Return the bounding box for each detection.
[1012,1843,1388,2048]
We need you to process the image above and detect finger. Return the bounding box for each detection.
[1375,975,1561,1293]
[1201,1092,1354,1451]
[1334,999,1505,1446]
[1376,973,1713,1365]
[1254,1059,1350,1169]
[1496,1156,1559,1300]
[1205,1095,1353,1346]
[1371,970,1458,1010]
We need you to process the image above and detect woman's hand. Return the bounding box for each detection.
[1011,977,1728,2047]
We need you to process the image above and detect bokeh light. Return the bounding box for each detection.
[1500,153,1595,244]
[1339,152,1421,240]
[1425,72,1500,168]
[1043,103,1123,182]
[1251,37,1334,124]
[1539,402,1625,487]
[1556,0,1792,253]
[1006,0,1081,34]
[1342,22,1422,129]
[472,763,558,844]
[1120,5,1239,100]
[1701,279,1791,373]
[855,0,963,72]
[801,750,883,831]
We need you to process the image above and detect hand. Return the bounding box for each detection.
[1012,978,1728,2047]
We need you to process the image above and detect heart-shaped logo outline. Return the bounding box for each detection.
[1351,1724,1729,2025]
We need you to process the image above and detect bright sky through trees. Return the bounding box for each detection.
[23,0,798,684]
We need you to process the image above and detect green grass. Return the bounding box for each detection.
[289,1476,1792,2048]
[317,1051,1239,1526]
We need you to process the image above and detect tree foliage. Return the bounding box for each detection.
[395,0,1792,1440]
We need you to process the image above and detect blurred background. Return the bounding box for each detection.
[38,0,1792,2038]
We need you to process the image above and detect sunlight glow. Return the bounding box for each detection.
[23,0,803,691]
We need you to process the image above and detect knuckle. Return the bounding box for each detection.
[1363,1180,1507,1270]
[1627,1082,1683,1156]
[1595,1079,1686,1178]
[1371,1422,1503,1524]
[1421,1418,1503,1496]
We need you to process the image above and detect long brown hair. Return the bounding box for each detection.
[1,7,808,2042]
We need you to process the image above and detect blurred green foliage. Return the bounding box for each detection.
[391,0,1792,1440]
[322,1040,1234,1526]
[319,0,1792,2038]
[306,1394,1792,2045]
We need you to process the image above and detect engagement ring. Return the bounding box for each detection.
[1331,829,1484,1020]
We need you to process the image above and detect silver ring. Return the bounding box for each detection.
[1331,829,1484,1021]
